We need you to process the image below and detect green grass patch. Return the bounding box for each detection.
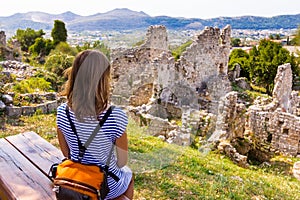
[0,112,57,146]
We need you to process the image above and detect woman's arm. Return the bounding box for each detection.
[115,131,128,168]
[57,127,70,157]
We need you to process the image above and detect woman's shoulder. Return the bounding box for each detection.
[57,102,68,113]
[111,106,127,117]
[110,106,128,125]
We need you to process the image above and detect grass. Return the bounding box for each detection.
[1,113,300,199]
[0,112,58,146]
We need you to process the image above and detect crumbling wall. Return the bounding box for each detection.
[272,63,293,112]
[0,31,21,61]
[111,25,232,145]
[111,26,170,107]
[140,25,168,51]
[112,27,231,105]
[212,63,300,159]
[244,64,300,157]
[112,25,232,111]
[176,25,232,113]
[179,26,231,82]
[208,91,247,142]
[0,31,6,46]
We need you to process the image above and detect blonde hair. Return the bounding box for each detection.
[62,50,111,120]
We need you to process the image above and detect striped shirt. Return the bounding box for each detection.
[56,103,132,199]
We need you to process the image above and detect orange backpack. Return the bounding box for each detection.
[50,106,119,200]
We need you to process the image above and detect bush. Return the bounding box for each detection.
[171,40,193,61]
[45,52,74,75]
[12,77,52,94]
[76,41,110,59]
[51,42,77,56]
[44,52,74,92]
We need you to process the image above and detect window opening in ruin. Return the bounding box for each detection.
[267,133,272,143]
[265,117,269,122]
[196,82,207,94]
[193,62,197,70]
[219,63,224,74]
[283,128,289,135]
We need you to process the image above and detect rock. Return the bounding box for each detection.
[0,100,5,111]
[2,94,13,105]
[235,77,251,90]
[293,161,300,181]
[5,106,22,118]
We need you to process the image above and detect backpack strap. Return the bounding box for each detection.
[104,138,120,182]
[83,106,115,148]
[65,106,114,162]
[66,106,84,160]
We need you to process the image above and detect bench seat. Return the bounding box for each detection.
[0,132,64,200]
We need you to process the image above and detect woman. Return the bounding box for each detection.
[56,50,134,200]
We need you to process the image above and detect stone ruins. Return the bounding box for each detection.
[1,25,300,166]
[110,25,300,164]
[0,31,21,61]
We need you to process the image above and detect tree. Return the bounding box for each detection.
[10,28,45,51]
[29,38,54,57]
[76,41,110,59]
[44,46,75,91]
[231,38,241,47]
[51,20,67,45]
[291,25,300,46]
[228,48,250,79]
[248,39,298,94]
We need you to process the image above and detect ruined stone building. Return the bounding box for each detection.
[0,31,20,61]
[0,31,6,46]
[110,25,300,161]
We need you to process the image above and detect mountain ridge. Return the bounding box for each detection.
[0,8,299,33]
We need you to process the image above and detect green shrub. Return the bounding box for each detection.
[12,77,51,94]
[171,40,193,61]
[45,52,74,75]
[76,41,110,59]
[50,42,77,56]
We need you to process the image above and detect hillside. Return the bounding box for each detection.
[0,113,300,199]
[0,8,299,33]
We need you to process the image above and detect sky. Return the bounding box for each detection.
[0,0,299,19]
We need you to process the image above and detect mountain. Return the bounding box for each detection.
[0,8,299,33]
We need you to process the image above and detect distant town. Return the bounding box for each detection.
[63,28,298,50]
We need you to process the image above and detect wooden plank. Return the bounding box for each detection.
[0,139,55,200]
[0,180,14,200]
[5,131,64,178]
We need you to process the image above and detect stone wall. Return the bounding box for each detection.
[244,64,300,157]
[0,31,6,46]
[111,25,232,146]
[0,92,66,119]
[210,63,300,159]
[140,25,168,51]
[0,31,20,61]
[111,25,232,114]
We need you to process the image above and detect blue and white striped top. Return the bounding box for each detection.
[56,103,132,199]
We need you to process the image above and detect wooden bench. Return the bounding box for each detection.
[0,131,64,200]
